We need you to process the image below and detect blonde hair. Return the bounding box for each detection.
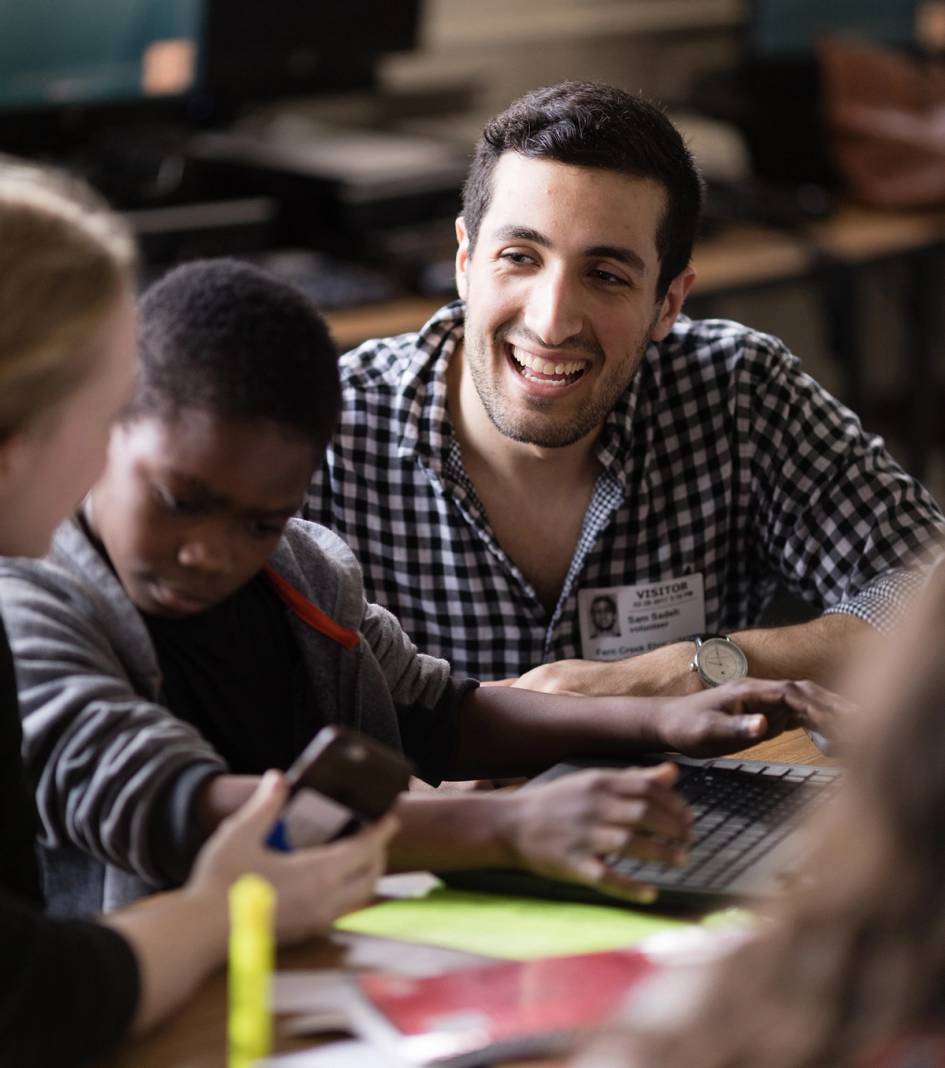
[0,157,137,437]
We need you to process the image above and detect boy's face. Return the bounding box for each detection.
[89,410,318,618]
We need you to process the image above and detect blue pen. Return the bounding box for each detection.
[265,819,291,852]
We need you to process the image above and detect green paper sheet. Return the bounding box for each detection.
[336,886,694,960]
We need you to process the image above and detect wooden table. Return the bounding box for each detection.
[96,730,826,1068]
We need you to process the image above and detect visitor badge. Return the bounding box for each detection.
[577,574,706,661]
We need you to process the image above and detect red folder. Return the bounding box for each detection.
[351,948,656,1066]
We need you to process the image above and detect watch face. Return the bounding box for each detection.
[698,638,748,685]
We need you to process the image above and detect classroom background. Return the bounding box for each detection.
[2,0,943,505]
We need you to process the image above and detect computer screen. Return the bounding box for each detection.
[0,0,421,118]
[749,0,919,57]
[201,0,421,102]
[0,0,423,201]
[735,0,921,187]
[0,0,204,112]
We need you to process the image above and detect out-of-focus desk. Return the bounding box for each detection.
[95,730,826,1068]
[326,204,945,477]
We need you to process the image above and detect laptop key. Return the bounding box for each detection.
[603,762,838,894]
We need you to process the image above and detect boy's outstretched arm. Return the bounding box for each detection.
[442,677,803,779]
[385,678,805,901]
[388,762,690,904]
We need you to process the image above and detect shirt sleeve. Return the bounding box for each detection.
[397,675,479,785]
[0,570,227,888]
[359,598,454,710]
[149,764,223,886]
[743,341,945,631]
[0,622,43,906]
[0,888,139,1066]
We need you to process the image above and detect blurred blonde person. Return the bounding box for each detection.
[0,159,395,1067]
[577,554,945,1068]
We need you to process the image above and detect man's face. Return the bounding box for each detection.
[591,597,616,633]
[455,153,693,448]
[89,411,316,618]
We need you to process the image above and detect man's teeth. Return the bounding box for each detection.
[511,349,587,377]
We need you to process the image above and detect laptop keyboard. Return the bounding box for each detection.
[611,762,840,892]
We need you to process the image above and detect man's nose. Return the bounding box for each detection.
[523,269,583,347]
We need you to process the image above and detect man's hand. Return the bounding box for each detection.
[649,678,804,757]
[778,679,859,748]
[499,763,691,904]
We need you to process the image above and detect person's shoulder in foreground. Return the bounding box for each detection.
[574,559,945,1068]
[308,78,945,691]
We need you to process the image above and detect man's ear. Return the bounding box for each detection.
[455,216,470,301]
[651,266,696,342]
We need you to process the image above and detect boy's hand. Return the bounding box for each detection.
[501,762,691,904]
[650,678,803,757]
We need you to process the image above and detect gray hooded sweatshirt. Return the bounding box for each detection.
[0,517,462,915]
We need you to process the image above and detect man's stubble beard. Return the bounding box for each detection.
[463,323,654,449]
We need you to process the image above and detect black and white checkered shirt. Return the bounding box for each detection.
[306,301,945,680]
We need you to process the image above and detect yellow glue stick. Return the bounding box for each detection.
[228,873,275,1068]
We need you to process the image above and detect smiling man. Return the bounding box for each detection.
[307,81,945,697]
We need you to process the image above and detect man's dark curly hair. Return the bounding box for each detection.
[461,81,705,298]
[129,258,340,456]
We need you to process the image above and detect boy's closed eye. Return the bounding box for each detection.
[153,485,288,540]
[152,484,206,516]
[247,519,287,540]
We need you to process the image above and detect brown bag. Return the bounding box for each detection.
[818,36,945,207]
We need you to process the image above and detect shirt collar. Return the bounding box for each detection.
[396,300,465,465]
[593,341,657,488]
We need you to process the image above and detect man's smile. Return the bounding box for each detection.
[505,342,591,391]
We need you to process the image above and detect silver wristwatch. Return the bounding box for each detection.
[690,633,748,687]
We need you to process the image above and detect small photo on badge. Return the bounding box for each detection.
[588,592,621,638]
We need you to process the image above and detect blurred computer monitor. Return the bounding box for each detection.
[201,0,420,104]
[739,0,920,186]
[0,0,422,206]
[749,0,919,58]
[0,0,203,113]
[0,1,421,146]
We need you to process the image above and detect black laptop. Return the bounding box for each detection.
[441,755,841,910]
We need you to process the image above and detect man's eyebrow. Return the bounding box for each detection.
[585,244,646,274]
[492,226,646,274]
[494,225,548,245]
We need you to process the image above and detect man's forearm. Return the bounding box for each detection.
[513,614,874,698]
[732,613,872,689]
